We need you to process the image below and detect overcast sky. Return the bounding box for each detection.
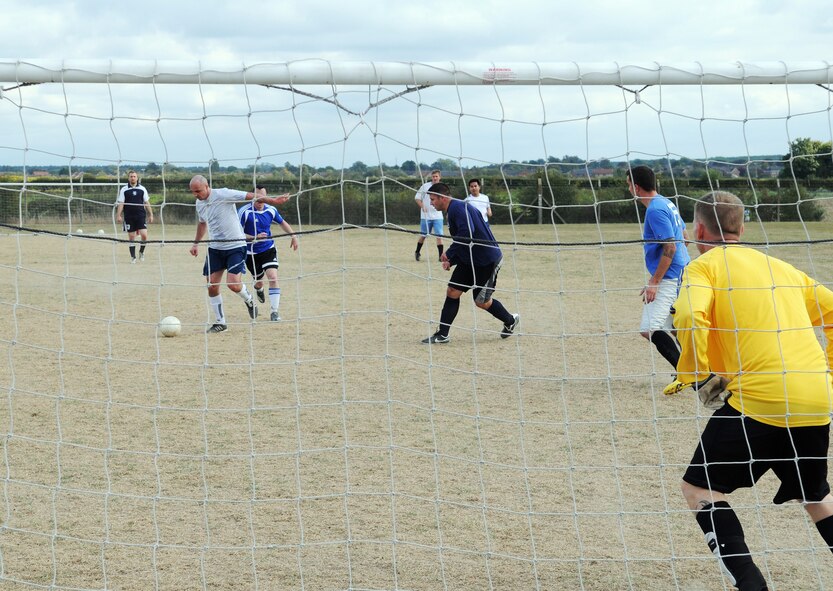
[1,0,831,169]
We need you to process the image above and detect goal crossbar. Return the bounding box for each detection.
[1,59,832,86]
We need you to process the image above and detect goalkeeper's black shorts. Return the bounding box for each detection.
[683,404,831,504]
[448,257,502,304]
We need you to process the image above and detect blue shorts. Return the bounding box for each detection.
[420,219,443,237]
[203,246,248,277]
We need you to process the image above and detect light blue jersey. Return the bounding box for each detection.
[643,195,689,280]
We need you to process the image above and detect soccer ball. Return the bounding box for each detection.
[159,316,181,337]
[76,228,84,234]
[97,229,105,235]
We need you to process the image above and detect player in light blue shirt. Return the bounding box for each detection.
[627,166,691,390]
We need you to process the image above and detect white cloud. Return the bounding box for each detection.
[1,0,830,166]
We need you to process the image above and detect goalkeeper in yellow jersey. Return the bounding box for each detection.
[670,190,833,591]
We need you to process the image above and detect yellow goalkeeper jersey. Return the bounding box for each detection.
[673,245,833,427]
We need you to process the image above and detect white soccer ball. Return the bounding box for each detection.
[97,229,105,235]
[159,316,181,337]
[76,228,84,234]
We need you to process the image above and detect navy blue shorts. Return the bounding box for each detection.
[123,217,147,232]
[202,246,248,277]
[683,403,831,504]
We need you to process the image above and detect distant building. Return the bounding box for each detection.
[589,168,615,177]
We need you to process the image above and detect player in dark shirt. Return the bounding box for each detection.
[116,170,154,263]
[421,182,519,344]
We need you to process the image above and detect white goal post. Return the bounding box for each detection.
[2,59,833,85]
[2,59,833,591]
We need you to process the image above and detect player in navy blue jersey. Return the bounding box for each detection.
[238,186,298,322]
[421,182,519,344]
[116,170,154,263]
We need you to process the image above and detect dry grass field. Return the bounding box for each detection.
[2,220,833,590]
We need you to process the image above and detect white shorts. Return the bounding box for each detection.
[640,278,679,333]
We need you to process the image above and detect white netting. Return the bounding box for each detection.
[1,60,833,590]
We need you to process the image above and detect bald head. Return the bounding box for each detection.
[190,175,211,200]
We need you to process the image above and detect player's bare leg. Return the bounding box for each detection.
[227,271,256,319]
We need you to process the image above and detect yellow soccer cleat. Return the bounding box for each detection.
[663,379,691,396]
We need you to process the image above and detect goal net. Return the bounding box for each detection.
[1,59,833,590]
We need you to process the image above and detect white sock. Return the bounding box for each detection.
[269,287,281,312]
[237,284,252,303]
[209,295,225,323]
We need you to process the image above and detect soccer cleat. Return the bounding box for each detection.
[415,251,421,261]
[270,311,281,322]
[246,298,258,319]
[140,254,145,262]
[501,314,520,339]
[256,288,266,304]
[662,379,690,396]
[206,323,228,333]
[130,257,137,264]
[421,332,449,344]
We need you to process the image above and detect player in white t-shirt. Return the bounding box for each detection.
[188,175,290,333]
[464,178,492,223]
[414,169,444,262]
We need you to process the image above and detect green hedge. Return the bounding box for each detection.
[1,176,826,227]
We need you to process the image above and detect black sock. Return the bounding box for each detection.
[438,296,460,337]
[140,242,146,254]
[415,241,423,254]
[485,299,514,325]
[695,501,767,590]
[437,244,444,257]
[129,245,136,258]
[815,515,833,552]
[650,330,680,369]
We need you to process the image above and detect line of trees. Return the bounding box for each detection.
[2,137,831,184]
[3,172,825,227]
[0,154,791,183]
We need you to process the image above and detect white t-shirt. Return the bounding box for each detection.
[415,181,444,221]
[465,193,491,222]
[195,188,248,250]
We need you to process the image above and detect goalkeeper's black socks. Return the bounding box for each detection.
[129,245,136,259]
[485,299,514,325]
[140,242,146,254]
[437,244,444,258]
[650,330,680,368]
[415,241,424,255]
[815,515,833,552]
[695,501,768,590]
[438,296,460,337]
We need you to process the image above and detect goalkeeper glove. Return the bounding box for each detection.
[663,374,730,409]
